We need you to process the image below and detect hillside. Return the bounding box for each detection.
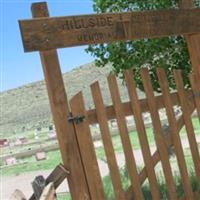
[0,62,144,136]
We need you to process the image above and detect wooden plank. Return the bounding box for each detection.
[107,74,144,200]
[31,3,91,200]
[184,29,200,76]
[45,164,68,189]
[19,8,200,52]
[180,0,200,76]
[69,92,105,200]
[87,90,193,125]
[124,70,160,200]
[30,164,68,200]
[174,70,200,181]
[91,82,125,200]
[186,34,200,76]
[189,73,200,121]
[180,192,200,200]
[157,68,194,199]
[194,192,200,200]
[140,68,177,200]
[179,0,193,8]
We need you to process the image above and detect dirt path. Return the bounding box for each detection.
[1,135,200,200]
[1,160,109,200]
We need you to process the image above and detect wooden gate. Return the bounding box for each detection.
[69,68,200,200]
[18,1,200,199]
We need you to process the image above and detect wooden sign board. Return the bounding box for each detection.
[19,8,200,52]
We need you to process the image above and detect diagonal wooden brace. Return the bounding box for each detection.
[29,164,69,200]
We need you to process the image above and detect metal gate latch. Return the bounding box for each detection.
[68,113,85,124]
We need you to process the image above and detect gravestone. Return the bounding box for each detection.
[35,152,46,161]
[6,157,17,166]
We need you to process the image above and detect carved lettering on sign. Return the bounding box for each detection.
[77,31,116,43]
[19,8,200,51]
[62,16,114,31]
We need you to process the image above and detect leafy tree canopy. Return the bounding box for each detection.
[86,0,200,92]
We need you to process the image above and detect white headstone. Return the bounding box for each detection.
[35,152,46,161]
[6,157,17,166]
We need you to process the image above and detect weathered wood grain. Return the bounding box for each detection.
[22,2,200,200]
[70,92,105,200]
[126,94,196,199]
[141,68,177,200]
[157,68,193,199]
[174,69,200,181]
[108,74,144,200]
[87,90,193,125]
[91,82,126,200]
[29,164,68,200]
[180,0,200,76]
[31,3,91,200]
[20,8,200,52]
[45,164,69,189]
[124,70,160,200]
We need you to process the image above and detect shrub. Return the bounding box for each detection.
[102,167,200,199]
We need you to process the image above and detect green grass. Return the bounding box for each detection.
[96,116,200,161]
[2,117,199,176]
[180,116,200,137]
[192,116,199,131]
[2,139,57,155]
[96,126,155,161]
[1,150,62,176]
[56,168,200,200]
[114,126,156,150]
[1,117,199,199]
[57,193,71,200]
[103,168,200,200]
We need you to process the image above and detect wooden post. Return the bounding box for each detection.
[31,3,91,200]
[180,0,200,76]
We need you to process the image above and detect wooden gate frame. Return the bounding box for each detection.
[19,1,200,199]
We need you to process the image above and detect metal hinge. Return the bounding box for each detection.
[68,112,85,124]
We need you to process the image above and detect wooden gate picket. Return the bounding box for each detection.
[141,69,178,200]
[31,3,91,200]
[91,82,126,200]
[180,0,200,77]
[157,68,194,199]
[69,92,105,200]
[124,70,160,199]
[174,70,200,181]
[107,74,144,200]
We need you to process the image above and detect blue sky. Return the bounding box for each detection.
[0,0,95,92]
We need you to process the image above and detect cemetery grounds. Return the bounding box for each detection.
[1,116,200,199]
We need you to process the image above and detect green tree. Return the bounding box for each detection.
[86,0,200,92]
